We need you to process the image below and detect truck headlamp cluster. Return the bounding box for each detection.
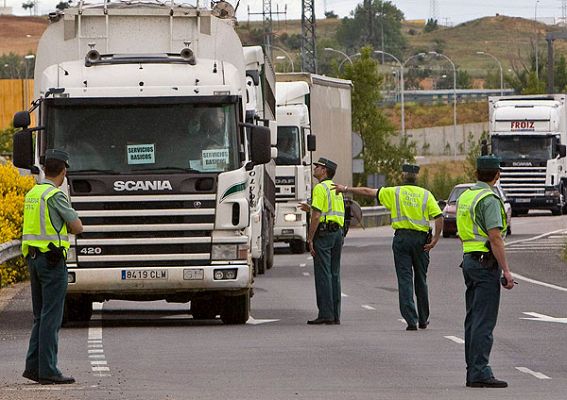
[212,244,248,260]
[213,269,237,280]
[284,213,298,222]
[545,189,561,198]
[66,247,77,263]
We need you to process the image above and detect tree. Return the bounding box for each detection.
[336,1,407,58]
[324,10,338,19]
[21,1,34,15]
[0,53,26,79]
[56,0,72,11]
[423,18,439,33]
[341,47,415,186]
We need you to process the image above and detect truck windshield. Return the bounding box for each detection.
[275,126,301,165]
[492,136,555,161]
[46,101,240,174]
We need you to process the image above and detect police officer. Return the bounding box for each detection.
[21,149,83,385]
[301,157,345,325]
[456,155,514,388]
[334,164,443,331]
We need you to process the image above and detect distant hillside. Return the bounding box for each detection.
[2,14,566,76]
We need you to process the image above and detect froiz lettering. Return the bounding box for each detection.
[510,121,535,130]
[113,180,173,191]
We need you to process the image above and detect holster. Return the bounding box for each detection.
[425,228,433,244]
[45,243,64,269]
[480,252,498,270]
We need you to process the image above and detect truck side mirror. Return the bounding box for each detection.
[558,144,567,158]
[13,129,35,170]
[13,111,31,129]
[307,134,316,152]
[250,125,271,165]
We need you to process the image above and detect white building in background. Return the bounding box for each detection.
[0,7,13,14]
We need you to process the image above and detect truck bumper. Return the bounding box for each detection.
[274,224,307,241]
[510,196,560,210]
[66,263,251,297]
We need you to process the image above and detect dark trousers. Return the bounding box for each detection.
[392,230,430,327]
[462,254,501,383]
[25,252,67,378]
[313,229,343,321]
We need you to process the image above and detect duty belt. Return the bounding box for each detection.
[394,229,427,236]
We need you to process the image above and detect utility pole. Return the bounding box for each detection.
[247,1,286,60]
[301,0,317,73]
[429,0,438,21]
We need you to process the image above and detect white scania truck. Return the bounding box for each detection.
[12,1,272,324]
[274,73,352,253]
[489,95,567,215]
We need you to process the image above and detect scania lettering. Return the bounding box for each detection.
[113,180,173,192]
[12,1,271,325]
[489,95,567,215]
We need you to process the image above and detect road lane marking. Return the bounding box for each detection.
[302,272,310,277]
[397,318,405,324]
[341,292,349,298]
[515,367,552,380]
[361,305,376,310]
[513,273,567,292]
[88,302,111,378]
[306,256,313,260]
[246,316,280,325]
[299,263,306,268]
[444,336,465,344]
[521,312,567,324]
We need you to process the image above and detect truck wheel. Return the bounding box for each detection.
[221,292,250,325]
[266,229,274,270]
[254,254,266,275]
[63,296,92,325]
[552,207,563,216]
[290,239,306,253]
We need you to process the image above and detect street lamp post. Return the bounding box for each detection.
[428,51,457,159]
[324,47,354,73]
[476,51,504,96]
[269,45,294,72]
[535,0,540,80]
[373,50,405,136]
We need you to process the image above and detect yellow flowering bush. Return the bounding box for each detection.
[1,162,35,287]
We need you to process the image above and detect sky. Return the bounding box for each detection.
[5,0,566,27]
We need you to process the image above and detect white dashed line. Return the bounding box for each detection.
[444,336,465,344]
[515,367,552,380]
[361,305,376,310]
[299,263,306,268]
[302,272,310,277]
[341,292,349,298]
[88,302,111,377]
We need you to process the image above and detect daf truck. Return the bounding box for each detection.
[489,95,567,216]
[12,0,272,324]
[274,73,352,253]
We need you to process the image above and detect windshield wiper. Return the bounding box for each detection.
[70,169,120,175]
[133,167,202,173]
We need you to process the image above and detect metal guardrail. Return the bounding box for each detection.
[0,209,390,263]
[0,240,22,264]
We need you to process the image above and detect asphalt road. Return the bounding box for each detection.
[1,212,566,400]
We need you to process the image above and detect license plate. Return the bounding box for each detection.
[183,269,204,280]
[516,198,530,203]
[121,269,168,280]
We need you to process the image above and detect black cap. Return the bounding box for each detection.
[313,157,338,172]
[402,164,420,174]
[476,155,501,171]
[45,149,70,168]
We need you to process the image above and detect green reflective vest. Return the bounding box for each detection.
[312,180,345,226]
[21,184,70,257]
[456,187,507,253]
[379,185,436,232]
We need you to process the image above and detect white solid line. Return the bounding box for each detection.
[92,302,104,311]
[302,272,310,277]
[515,367,552,380]
[505,229,567,246]
[444,336,465,344]
[361,305,376,310]
[514,272,567,292]
[299,263,306,268]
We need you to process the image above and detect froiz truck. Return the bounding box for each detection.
[12,1,272,324]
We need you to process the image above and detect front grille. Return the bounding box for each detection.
[73,193,216,268]
[499,166,546,198]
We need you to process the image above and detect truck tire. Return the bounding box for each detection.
[552,207,563,216]
[290,239,306,253]
[63,296,92,325]
[191,299,219,320]
[253,253,266,276]
[265,218,274,270]
[221,292,250,325]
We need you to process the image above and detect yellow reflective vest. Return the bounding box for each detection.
[379,185,439,232]
[312,180,345,226]
[21,184,70,257]
[456,187,507,253]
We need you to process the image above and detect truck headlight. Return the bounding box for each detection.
[212,244,237,260]
[66,247,77,263]
[284,213,297,222]
[545,189,560,197]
